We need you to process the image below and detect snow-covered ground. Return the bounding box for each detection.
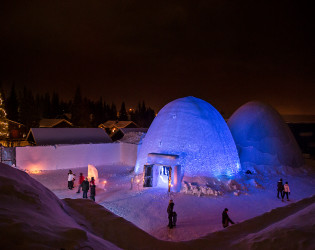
[1,161,315,249]
[29,160,315,242]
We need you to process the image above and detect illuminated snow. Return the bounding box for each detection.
[88,164,99,185]
[228,101,304,169]
[135,96,240,177]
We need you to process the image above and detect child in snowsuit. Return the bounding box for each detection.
[167,200,174,229]
[76,173,85,193]
[222,208,235,228]
[282,182,290,201]
[172,211,177,227]
[82,177,90,199]
[90,177,96,201]
[277,178,284,199]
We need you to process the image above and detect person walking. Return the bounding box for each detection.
[282,181,290,201]
[67,170,75,190]
[82,177,90,199]
[222,208,235,228]
[76,173,85,193]
[167,200,175,229]
[277,178,284,199]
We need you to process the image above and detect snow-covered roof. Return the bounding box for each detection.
[6,119,25,126]
[39,118,73,128]
[27,128,112,145]
[99,121,139,129]
[115,128,148,143]
[119,128,148,134]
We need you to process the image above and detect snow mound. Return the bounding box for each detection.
[228,101,304,171]
[0,163,118,249]
[135,96,240,177]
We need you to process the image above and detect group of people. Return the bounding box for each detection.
[67,170,96,201]
[277,178,291,201]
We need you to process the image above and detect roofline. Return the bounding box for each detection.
[40,119,73,128]
[5,119,25,126]
[26,128,37,145]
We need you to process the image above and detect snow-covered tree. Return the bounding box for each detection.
[0,93,8,138]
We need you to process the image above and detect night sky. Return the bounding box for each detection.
[1,1,314,115]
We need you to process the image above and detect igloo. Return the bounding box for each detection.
[135,96,241,191]
[227,101,304,170]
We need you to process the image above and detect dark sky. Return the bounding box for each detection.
[1,1,314,115]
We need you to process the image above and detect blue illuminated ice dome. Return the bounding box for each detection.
[134,96,241,177]
[228,101,304,169]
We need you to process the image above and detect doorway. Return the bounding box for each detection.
[143,164,153,187]
[157,165,171,188]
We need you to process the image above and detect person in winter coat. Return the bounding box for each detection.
[277,178,284,199]
[82,177,90,199]
[222,208,235,228]
[90,177,95,186]
[90,183,96,201]
[67,170,75,190]
[282,181,290,201]
[167,200,175,228]
[76,173,85,193]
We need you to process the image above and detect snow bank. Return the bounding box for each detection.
[0,163,119,249]
[66,191,315,249]
[16,143,137,171]
[228,101,304,171]
[135,96,240,177]
[228,195,315,249]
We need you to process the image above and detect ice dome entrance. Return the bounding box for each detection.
[135,96,241,190]
[143,153,182,192]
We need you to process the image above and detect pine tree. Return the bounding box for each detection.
[118,102,128,121]
[51,92,61,118]
[109,103,117,120]
[71,86,90,127]
[133,101,155,127]
[0,92,9,138]
[71,86,82,126]
[19,87,40,131]
[6,84,19,121]
[42,92,51,118]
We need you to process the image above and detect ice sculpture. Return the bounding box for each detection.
[228,101,304,169]
[88,164,99,185]
[135,96,240,177]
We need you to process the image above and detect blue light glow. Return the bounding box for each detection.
[135,96,241,177]
[228,101,304,169]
